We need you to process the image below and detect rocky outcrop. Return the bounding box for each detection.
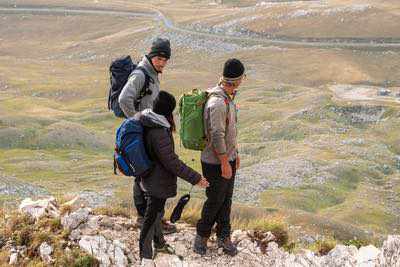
[5,197,400,266]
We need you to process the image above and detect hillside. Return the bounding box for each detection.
[0,0,400,261]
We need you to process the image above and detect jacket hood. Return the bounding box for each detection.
[140,109,170,128]
[137,55,159,82]
[206,85,230,100]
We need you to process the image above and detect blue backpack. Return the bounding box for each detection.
[113,118,153,177]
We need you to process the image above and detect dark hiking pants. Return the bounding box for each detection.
[139,195,166,260]
[134,178,147,217]
[196,160,236,239]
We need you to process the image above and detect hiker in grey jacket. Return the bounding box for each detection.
[137,91,209,265]
[118,38,177,233]
[194,59,245,257]
[119,38,170,117]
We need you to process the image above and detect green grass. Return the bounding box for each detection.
[260,165,361,212]
[261,186,345,213]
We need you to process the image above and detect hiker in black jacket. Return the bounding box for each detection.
[137,91,209,265]
[118,37,177,233]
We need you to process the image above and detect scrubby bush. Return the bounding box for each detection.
[310,238,337,255]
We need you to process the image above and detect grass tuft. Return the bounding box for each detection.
[93,206,133,218]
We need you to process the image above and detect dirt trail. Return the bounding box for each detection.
[1,5,400,49]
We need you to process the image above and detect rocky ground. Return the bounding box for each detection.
[1,197,399,266]
[0,173,49,204]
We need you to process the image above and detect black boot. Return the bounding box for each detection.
[193,235,208,256]
[217,237,238,256]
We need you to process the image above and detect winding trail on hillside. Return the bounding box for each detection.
[1,5,400,49]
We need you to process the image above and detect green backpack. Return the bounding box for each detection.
[179,89,229,151]
[179,89,208,151]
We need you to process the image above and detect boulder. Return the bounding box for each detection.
[79,235,111,267]
[19,197,59,219]
[377,235,400,266]
[78,235,129,267]
[61,208,91,230]
[320,244,358,266]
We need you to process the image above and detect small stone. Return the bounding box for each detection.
[9,253,18,265]
[39,242,53,263]
[69,229,81,241]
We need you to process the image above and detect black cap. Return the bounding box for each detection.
[148,38,171,59]
[223,58,245,81]
[153,91,176,117]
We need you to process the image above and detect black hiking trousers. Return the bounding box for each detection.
[139,195,166,260]
[134,178,147,217]
[196,160,236,239]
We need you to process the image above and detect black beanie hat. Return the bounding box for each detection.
[153,91,176,117]
[223,58,245,81]
[148,38,171,59]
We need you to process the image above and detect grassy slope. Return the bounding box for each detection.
[0,0,399,244]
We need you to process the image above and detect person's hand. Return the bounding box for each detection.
[236,155,240,170]
[221,161,232,179]
[197,177,209,188]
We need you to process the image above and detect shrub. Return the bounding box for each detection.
[247,218,289,247]
[55,247,99,267]
[343,238,367,248]
[310,238,337,256]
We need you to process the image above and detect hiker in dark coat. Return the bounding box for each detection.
[118,37,177,233]
[193,59,245,257]
[137,91,209,265]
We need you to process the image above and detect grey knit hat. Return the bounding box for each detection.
[148,38,171,59]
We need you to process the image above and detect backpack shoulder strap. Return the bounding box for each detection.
[207,92,230,125]
[134,66,154,110]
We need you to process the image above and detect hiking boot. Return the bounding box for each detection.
[154,243,175,255]
[217,237,238,256]
[161,219,177,234]
[140,258,155,267]
[193,235,208,256]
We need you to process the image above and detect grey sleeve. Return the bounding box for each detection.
[208,99,227,155]
[118,71,145,118]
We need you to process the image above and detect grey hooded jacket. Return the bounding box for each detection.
[201,85,238,165]
[138,109,202,199]
[118,56,160,118]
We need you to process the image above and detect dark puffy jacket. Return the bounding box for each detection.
[138,109,201,199]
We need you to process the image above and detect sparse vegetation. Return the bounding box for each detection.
[0,211,99,266]
[309,238,337,256]
[165,198,289,247]
[93,206,133,218]
[0,1,400,264]
[343,238,368,249]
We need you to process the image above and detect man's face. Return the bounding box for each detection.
[151,56,169,73]
[224,78,243,95]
